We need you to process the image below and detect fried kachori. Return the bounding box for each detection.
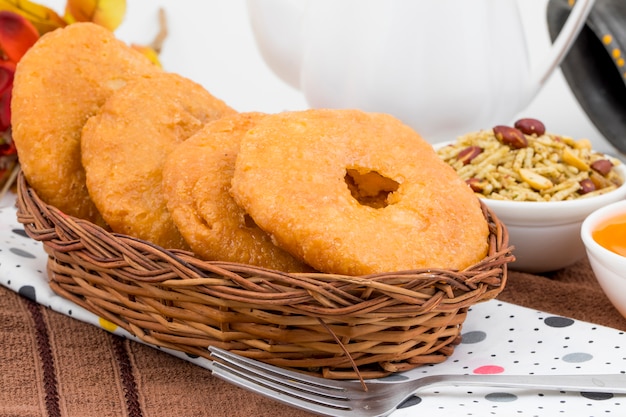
[81,72,236,249]
[231,109,490,275]
[162,112,311,271]
[11,22,161,226]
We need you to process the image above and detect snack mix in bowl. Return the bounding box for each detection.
[437,118,622,202]
[437,118,626,273]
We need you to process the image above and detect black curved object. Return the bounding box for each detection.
[547,0,626,154]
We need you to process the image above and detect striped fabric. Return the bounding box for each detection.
[1,257,624,416]
[1,285,317,417]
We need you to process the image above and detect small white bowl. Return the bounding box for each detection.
[434,142,626,273]
[483,165,626,273]
[581,200,626,318]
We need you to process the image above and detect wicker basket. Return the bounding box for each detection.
[15,172,514,379]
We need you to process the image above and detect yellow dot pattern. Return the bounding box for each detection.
[601,32,626,80]
[99,316,118,332]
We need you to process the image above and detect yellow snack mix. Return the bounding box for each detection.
[437,119,623,202]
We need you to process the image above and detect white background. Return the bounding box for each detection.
[35,0,621,155]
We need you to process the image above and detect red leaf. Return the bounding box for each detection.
[0,89,11,132]
[0,60,15,96]
[0,11,40,62]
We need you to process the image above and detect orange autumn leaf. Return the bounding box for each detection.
[64,0,126,31]
[0,0,66,35]
[0,11,39,62]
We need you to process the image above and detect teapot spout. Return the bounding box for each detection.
[246,0,307,90]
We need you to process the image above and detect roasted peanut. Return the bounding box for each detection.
[465,177,483,192]
[493,125,528,149]
[591,159,613,176]
[514,118,545,136]
[457,146,483,165]
[578,178,596,194]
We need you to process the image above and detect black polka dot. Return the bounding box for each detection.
[461,330,487,344]
[545,316,575,328]
[18,285,36,302]
[12,228,28,238]
[485,392,517,402]
[10,247,36,258]
[580,392,613,401]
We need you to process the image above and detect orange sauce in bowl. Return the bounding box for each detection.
[592,213,626,257]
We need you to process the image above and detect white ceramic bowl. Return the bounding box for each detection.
[434,141,626,273]
[581,200,626,318]
[483,164,626,273]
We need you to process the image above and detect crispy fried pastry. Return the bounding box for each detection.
[81,72,236,249]
[11,22,160,225]
[162,112,311,271]
[231,109,490,275]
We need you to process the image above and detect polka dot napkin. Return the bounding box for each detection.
[1,192,625,416]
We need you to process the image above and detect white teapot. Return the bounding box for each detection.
[247,0,595,141]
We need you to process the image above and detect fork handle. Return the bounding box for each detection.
[431,374,626,393]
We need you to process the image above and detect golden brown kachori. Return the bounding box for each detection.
[81,72,236,249]
[11,22,160,226]
[231,109,490,275]
[162,112,311,271]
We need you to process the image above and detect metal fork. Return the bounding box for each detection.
[209,347,626,417]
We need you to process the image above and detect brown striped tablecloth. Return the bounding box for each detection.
[2,257,626,417]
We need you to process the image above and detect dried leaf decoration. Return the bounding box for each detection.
[131,8,167,68]
[64,0,126,31]
[0,0,66,34]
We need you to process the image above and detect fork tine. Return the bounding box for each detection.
[209,347,354,414]
[210,347,348,394]
[210,360,353,414]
